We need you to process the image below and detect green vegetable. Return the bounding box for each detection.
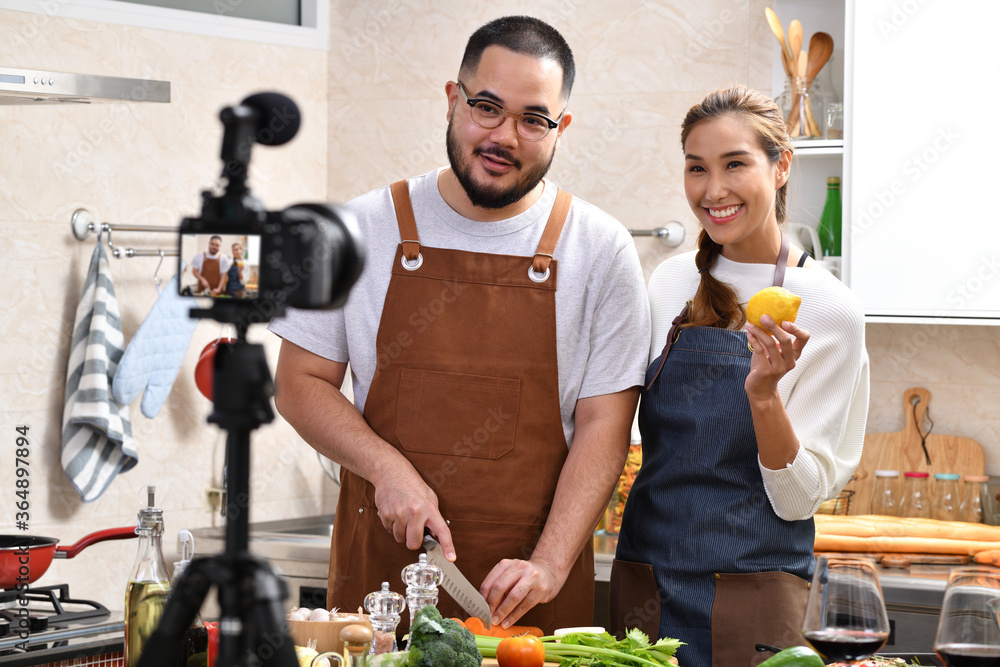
[756,646,824,667]
[406,605,482,667]
[476,628,682,667]
[365,651,409,667]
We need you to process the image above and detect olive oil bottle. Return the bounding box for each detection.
[125,486,170,667]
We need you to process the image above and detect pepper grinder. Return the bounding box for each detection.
[364,582,405,655]
[401,554,441,633]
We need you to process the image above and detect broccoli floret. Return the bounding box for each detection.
[406,605,482,667]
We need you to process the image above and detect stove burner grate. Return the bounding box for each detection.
[0,584,110,635]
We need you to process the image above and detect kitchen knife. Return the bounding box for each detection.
[422,532,492,629]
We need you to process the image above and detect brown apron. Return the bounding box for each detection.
[327,179,594,634]
[198,253,221,294]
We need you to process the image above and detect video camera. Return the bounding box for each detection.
[179,91,364,322]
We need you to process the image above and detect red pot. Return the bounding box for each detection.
[0,526,137,589]
[195,338,236,400]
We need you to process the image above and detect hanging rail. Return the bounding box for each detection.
[71,208,178,258]
[627,220,686,247]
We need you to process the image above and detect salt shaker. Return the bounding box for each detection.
[364,581,406,655]
[401,554,441,632]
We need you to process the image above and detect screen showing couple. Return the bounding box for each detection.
[180,233,259,300]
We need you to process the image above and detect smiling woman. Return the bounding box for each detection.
[611,85,869,667]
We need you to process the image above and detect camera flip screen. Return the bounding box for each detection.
[180,233,260,300]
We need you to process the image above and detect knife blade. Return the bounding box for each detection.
[422,533,492,629]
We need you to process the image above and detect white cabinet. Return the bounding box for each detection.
[848,0,1000,321]
[774,0,1000,322]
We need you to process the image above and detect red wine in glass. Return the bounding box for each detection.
[803,629,888,662]
[935,643,1000,667]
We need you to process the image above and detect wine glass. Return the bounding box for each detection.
[933,566,1000,666]
[802,556,890,664]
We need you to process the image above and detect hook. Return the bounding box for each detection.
[153,250,165,292]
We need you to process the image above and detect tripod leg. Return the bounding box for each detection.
[250,561,297,667]
[134,558,215,667]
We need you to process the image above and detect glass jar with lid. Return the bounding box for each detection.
[899,471,932,518]
[871,470,900,516]
[932,473,962,521]
[961,475,990,524]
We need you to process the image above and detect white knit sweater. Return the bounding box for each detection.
[645,250,870,521]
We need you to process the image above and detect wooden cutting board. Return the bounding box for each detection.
[847,387,985,515]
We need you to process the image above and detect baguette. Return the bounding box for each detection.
[814,533,1000,556]
[814,514,1000,542]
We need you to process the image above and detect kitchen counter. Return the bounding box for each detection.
[193,516,954,653]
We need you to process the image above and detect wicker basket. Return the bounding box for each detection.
[817,489,854,515]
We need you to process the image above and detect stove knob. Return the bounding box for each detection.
[28,616,47,633]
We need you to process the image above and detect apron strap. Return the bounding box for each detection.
[645,233,791,392]
[772,233,791,288]
[644,302,689,391]
[532,188,572,274]
[390,180,420,261]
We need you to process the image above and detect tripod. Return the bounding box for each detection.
[136,307,297,667]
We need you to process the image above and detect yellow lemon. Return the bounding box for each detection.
[746,286,802,328]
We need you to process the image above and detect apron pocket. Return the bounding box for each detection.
[396,368,519,460]
[710,571,810,667]
[609,558,660,641]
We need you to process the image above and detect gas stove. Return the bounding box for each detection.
[0,585,123,666]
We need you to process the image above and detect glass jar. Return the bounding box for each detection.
[825,102,844,140]
[899,471,932,518]
[932,473,962,521]
[776,76,825,139]
[871,470,900,516]
[961,475,990,524]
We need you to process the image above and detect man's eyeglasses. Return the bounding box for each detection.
[456,81,563,141]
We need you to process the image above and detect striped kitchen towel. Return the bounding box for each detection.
[61,234,136,502]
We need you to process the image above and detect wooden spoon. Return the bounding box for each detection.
[806,32,834,86]
[804,32,834,137]
[787,20,803,69]
[764,7,795,77]
[786,51,809,137]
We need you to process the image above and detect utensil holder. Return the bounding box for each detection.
[777,76,825,139]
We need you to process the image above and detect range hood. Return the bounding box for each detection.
[0,66,170,105]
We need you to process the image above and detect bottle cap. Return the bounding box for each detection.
[827,176,840,185]
[964,475,990,482]
[874,470,900,477]
[904,471,929,478]
[935,473,961,480]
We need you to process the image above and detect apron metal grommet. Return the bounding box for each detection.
[528,266,550,283]
[401,253,423,271]
[358,507,364,514]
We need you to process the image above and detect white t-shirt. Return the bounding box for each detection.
[269,168,651,447]
[646,250,869,520]
[191,251,232,275]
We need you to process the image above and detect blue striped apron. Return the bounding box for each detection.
[613,236,814,667]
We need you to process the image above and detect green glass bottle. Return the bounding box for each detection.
[817,176,842,256]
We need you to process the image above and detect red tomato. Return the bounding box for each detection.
[496,634,545,667]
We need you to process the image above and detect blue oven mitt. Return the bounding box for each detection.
[113,274,199,418]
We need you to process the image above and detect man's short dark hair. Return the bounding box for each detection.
[210,235,222,242]
[459,16,575,102]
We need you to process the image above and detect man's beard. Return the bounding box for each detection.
[445,114,556,211]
